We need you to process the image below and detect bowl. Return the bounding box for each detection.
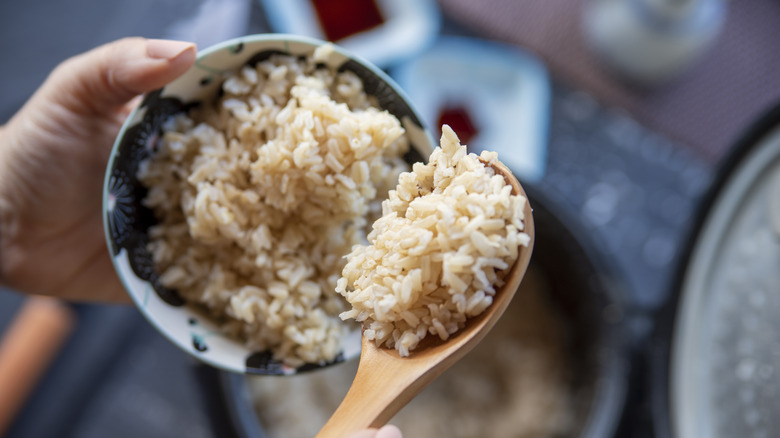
[219,189,630,437]
[103,33,433,375]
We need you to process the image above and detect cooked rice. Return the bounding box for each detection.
[337,125,530,356]
[250,265,575,438]
[138,49,410,367]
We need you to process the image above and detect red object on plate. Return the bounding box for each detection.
[437,104,479,145]
[311,0,385,42]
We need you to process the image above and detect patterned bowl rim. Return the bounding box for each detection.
[102,33,434,374]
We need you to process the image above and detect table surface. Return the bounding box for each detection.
[0,1,736,437]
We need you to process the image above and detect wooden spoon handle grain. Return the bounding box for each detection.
[316,338,440,438]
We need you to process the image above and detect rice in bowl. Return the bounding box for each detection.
[138,46,410,367]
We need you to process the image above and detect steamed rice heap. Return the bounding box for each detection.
[138,47,410,367]
[337,125,530,356]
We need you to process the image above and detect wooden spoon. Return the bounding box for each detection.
[317,159,535,437]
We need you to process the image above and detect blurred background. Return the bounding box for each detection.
[1,0,779,437]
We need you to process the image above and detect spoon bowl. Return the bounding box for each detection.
[317,159,534,437]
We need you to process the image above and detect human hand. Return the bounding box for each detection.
[348,425,403,438]
[0,38,196,302]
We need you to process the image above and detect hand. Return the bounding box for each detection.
[0,38,196,302]
[349,425,403,438]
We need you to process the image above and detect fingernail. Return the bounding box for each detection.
[146,39,196,60]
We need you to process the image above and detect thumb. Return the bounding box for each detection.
[41,37,196,116]
[347,425,403,438]
[375,425,403,438]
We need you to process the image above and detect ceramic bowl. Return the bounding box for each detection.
[103,34,433,375]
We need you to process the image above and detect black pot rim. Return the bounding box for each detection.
[219,186,633,438]
[649,99,780,438]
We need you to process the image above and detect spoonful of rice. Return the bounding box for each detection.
[317,125,534,437]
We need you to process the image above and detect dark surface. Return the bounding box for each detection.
[4,304,237,438]
[0,1,724,437]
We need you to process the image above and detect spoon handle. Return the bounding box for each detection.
[316,338,449,437]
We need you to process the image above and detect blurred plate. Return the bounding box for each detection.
[391,36,551,184]
[258,0,441,68]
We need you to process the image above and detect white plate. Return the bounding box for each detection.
[259,0,441,68]
[391,36,551,183]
